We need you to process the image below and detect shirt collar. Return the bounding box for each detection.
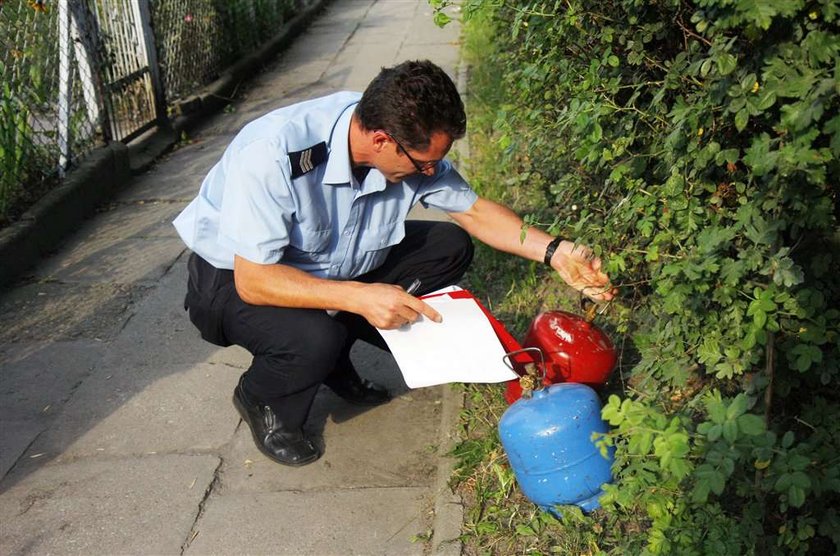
[323,103,357,185]
[322,102,389,195]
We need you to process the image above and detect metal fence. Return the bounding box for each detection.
[152,0,299,103]
[0,0,301,226]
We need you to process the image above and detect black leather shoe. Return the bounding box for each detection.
[232,384,321,466]
[324,372,391,406]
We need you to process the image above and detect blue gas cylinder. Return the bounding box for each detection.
[499,383,614,513]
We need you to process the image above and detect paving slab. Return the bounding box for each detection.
[0,282,146,344]
[222,386,442,491]
[34,235,186,286]
[404,6,462,45]
[0,340,105,477]
[323,44,400,89]
[164,133,235,174]
[94,253,250,371]
[67,200,184,241]
[284,56,337,85]
[307,0,375,34]
[0,455,219,555]
[0,420,43,484]
[396,44,461,73]
[0,340,104,422]
[117,170,206,203]
[27,361,241,462]
[274,29,354,62]
[208,100,298,135]
[239,59,335,102]
[185,488,427,556]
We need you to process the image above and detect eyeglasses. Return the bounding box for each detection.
[383,132,439,173]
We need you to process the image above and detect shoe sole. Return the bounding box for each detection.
[331,393,392,407]
[324,384,392,407]
[232,389,321,467]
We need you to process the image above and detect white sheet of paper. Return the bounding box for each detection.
[377,296,518,388]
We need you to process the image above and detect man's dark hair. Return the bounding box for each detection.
[356,60,466,151]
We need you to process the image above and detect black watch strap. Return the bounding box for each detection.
[544,237,563,266]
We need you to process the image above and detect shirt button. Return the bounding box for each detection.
[344,230,351,236]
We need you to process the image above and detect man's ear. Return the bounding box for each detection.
[370,130,391,153]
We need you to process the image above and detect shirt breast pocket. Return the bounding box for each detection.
[359,221,406,253]
[286,226,332,263]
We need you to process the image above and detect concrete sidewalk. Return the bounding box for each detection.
[0,1,466,554]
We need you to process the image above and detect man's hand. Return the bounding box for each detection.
[550,241,616,302]
[356,283,443,329]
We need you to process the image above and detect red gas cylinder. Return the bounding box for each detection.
[505,311,617,404]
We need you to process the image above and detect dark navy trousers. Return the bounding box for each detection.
[185,220,474,429]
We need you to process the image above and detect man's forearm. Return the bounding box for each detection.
[451,197,615,301]
[450,197,554,261]
[232,255,443,327]
[233,255,365,313]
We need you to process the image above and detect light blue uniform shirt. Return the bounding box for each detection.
[173,92,478,278]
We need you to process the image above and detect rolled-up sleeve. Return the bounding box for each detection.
[417,160,478,213]
[218,140,295,265]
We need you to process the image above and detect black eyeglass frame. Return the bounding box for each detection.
[382,131,439,173]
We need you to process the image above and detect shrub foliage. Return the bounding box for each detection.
[434,0,840,553]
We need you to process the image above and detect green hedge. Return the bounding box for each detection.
[435,0,840,553]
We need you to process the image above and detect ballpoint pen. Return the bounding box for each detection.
[405,278,422,296]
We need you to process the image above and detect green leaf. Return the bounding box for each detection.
[748,299,768,328]
[743,133,778,176]
[737,413,765,435]
[775,473,792,492]
[789,455,811,471]
[788,485,806,508]
[790,471,812,488]
[692,480,711,503]
[738,0,800,29]
[698,338,722,366]
[756,90,777,110]
[824,114,840,155]
[716,53,737,76]
[782,431,795,448]
[607,55,620,67]
[723,420,739,443]
[670,457,692,480]
[715,148,740,165]
[790,344,823,372]
[706,394,727,424]
[695,463,726,497]
[433,11,452,27]
[638,431,654,455]
[735,108,749,132]
[602,396,624,425]
[710,468,726,494]
[515,524,537,536]
[726,394,749,420]
[758,290,777,312]
[475,521,498,534]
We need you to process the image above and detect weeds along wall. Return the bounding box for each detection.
[0,0,300,227]
[434,0,840,553]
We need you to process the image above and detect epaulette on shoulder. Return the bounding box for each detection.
[288,142,328,179]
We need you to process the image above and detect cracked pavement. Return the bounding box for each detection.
[0,1,465,553]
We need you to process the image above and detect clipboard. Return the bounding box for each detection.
[375,287,523,388]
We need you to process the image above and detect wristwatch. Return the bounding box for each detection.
[544,237,563,266]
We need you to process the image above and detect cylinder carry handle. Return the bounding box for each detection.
[502,347,546,398]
